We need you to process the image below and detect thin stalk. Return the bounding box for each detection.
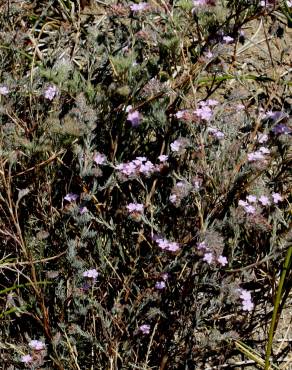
[264,246,292,370]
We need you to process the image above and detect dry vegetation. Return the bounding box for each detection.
[0,0,291,369]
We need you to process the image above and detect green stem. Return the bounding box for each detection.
[264,246,292,370]
[0,281,51,295]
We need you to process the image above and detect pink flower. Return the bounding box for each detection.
[246,195,257,203]
[155,281,166,289]
[265,111,288,121]
[258,195,270,206]
[247,151,265,162]
[197,241,207,250]
[116,162,135,176]
[167,242,180,252]
[238,289,254,312]
[193,0,216,6]
[156,238,169,250]
[208,127,224,139]
[139,324,150,334]
[272,124,291,135]
[127,110,141,127]
[257,133,268,143]
[83,269,99,279]
[272,193,283,204]
[116,157,157,178]
[223,36,234,44]
[161,273,169,281]
[175,110,187,119]
[193,0,208,5]
[287,0,292,6]
[169,194,177,203]
[259,147,270,155]
[245,205,256,214]
[206,99,219,106]
[239,200,256,214]
[93,153,106,165]
[240,290,251,301]
[0,85,9,95]
[29,339,45,350]
[176,181,185,188]
[203,252,213,264]
[44,85,58,100]
[170,138,189,153]
[126,203,144,213]
[239,200,248,207]
[156,238,180,252]
[130,2,149,12]
[140,160,155,175]
[21,354,33,364]
[194,105,213,121]
[136,156,147,162]
[236,104,245,110]
[79,206,88,214]
[170,140,182,152]
[217,255,228,266]
[205,50,213,59]
[242,300,254,311]
[158,154,168,162]
[64,193,78,202]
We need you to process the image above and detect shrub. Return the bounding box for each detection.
[0,0,291,369]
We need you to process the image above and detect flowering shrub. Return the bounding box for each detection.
[0,0,291,369]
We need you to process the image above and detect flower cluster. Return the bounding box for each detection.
[156,237,180,252]
[0,85,9,95]
[272,123,291,135]
[126,106,142,127]
[238,289,254,312]
[158,154,168,162]
[155,281,166,289]
[64,193,79,202]
[83,269,99,279]
[126,202,144,213]
[21,354,33,364]
[21,339,46,366]
[170,137,190,153]
[263,110,289,122]
[238,199,256,214]
[29,340,46,351]
[44,85,58,100]
[126,203,144,220]
[194,99,218,121]
[93,152,107,165]
[239,192,283,214]
[223,35,234,44]
[247,147,270,162]
[155,273,168,289]
[130,2,149,12]
[116,156,159,178]
[257,133,268,143]
[175,99,218,123]
[79,206,88,214]
[207,127,225,139]
[192,0,216,6]
[196,241,228,266]
[139,324,151,334]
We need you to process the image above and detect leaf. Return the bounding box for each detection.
[17,188,30,202]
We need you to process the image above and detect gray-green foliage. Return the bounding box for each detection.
[0,0,291,369]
